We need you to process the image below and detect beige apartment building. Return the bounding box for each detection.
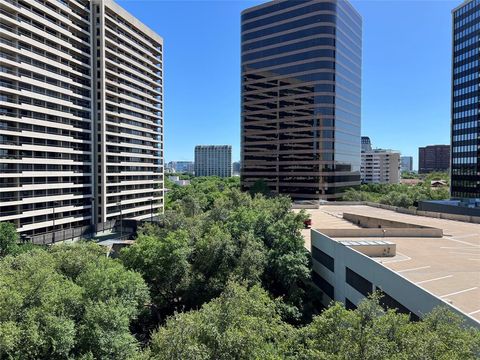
[361,149,401,184]
[360,138,400,184]
[0,0,163,243]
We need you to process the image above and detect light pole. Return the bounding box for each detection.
[52,201,59,243]
[150,197,154,222]
[117,201,122,239]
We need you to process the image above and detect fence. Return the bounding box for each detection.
[27,219,138,245]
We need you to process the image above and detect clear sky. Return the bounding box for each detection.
[117,0,459,169]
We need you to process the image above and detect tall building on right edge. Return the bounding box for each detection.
[452,0,480,199]
[240,0,362,200]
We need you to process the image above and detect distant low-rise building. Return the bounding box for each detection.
[166,161,194,174]
[418,145,450,174]
[168,176,190,186]
[195,145,232,177]
[166,162,176,173]
[400,156,413,172]
[176,161,195,174]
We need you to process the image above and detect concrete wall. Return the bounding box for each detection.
[311,230,480,328]
[418,201,480,217]
[343,212,427,229]
[318,202,480,225]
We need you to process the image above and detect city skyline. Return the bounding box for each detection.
[117,0,457,168]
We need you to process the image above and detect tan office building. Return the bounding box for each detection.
[0,0,163,242]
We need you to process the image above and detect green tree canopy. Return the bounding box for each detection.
[0,222,19,258]
[123,183,312,324]
[0,244,149,360]
[148,282,295,360]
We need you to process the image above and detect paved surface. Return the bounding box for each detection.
[296,205,480,322]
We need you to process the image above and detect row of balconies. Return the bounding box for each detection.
[0,109,91,131]
[104,13,161,59]
[104,22,160,67]
[0,120,91,140]
[104,7,161,53]
[11,0,90,40]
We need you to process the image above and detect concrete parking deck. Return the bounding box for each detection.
[300,204,480,323]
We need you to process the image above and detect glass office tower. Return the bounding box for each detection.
[241,0,362,200]
[452,0,480,199]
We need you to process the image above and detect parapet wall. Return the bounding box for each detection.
[343,212,429,229]
[336,213,443,237]
[319,227,443,238]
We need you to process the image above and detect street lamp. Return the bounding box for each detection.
[150,197,154,222]
[52,201,60,243]
[117,201,123,239]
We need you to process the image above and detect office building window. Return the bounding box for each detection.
[312,271,334,299]
[346,267,372,296]
[312,246,334,272]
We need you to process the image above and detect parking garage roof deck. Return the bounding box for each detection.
[300,205,480,323]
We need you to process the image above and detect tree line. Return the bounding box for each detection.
[0,176,478,359]
[342,182,449,208]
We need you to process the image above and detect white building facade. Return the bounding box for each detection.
[361,149,401,184]
[0,0,163,242]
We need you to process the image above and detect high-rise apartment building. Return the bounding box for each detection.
[361,136,372,152]
[195,145,232,177]
[241,0,362,200]
[361,149,401,184]
[418,145,450,174]
[400,156,413,172]
[452,0,480,199]
[0,0,163,242]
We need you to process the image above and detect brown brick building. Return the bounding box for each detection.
[418,145,450,174]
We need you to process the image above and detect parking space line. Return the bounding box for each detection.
[454,234,480,240]
[398,266,431,273]
[445,237,480,248]
[449,252,480,256]
[468,309,480,315]
[416,275,453,285]
[440,287,478,298]
[441,246,480,250]
[382,252,411,264]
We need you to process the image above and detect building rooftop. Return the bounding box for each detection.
[298,205,480,323]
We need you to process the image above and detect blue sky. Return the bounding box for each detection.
[118,0,459,169]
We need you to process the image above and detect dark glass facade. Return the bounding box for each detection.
[241,0,362,200]
[418,145,450,174]
[452,0,480,199]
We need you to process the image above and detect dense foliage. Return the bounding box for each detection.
[0,244,149,359]
[0,176,478,359]
[147,282,480,360]
[122,177,315,326]
[343,181,449,208]
[0,222,19,258]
